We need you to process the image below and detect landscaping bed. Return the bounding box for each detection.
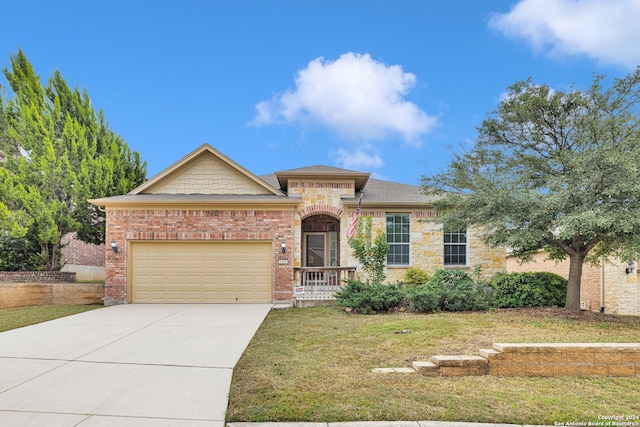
[227,306,640,425]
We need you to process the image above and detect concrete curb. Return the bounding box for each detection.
[228,422,552,427]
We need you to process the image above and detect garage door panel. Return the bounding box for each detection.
[130,241,272,303]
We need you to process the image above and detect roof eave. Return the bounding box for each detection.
[275,170,370,192]
[88,197,300,210]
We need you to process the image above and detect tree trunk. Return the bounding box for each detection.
[565,253,586,310]
[46,242,60,271]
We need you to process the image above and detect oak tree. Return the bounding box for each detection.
[422,68,640,310]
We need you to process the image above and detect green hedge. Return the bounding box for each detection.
[406,269,491,313]
[490,272,567,308]
[334,280,403,314]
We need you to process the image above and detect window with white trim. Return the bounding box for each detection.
[386,213,410,265]
[444,229,467,266]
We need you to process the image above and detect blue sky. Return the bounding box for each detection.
[1,0,639,185]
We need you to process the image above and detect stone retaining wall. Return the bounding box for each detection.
[0,282,104,308]
[483,343,640,377]
[410,343,640,377]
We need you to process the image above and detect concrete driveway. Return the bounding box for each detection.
[0,304,272,426]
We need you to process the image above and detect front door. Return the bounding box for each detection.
[304,232,337,267]
[305,234,325,267]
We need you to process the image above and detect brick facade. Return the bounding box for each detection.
[94,145,509,306]
[104,208,294,304]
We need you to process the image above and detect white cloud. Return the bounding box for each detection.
[250,52,437,146]
[333,146,384,171]
[489,0,640,68]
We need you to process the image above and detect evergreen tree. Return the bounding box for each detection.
[0,49,147,270]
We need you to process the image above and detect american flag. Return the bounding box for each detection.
[346,195,361,238]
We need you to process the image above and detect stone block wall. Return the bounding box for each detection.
[0,282,104,308]
[484,343,640,377]
[412,343,640,378]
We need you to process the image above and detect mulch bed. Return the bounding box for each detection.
[496,306,640,324]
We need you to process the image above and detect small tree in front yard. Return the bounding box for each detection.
[348,215,389,284]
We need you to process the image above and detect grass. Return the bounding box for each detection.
[227,306,640,425]
[0,304,102,332]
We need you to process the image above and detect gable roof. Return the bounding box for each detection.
[130,144,282,196]
[89,144,435,209]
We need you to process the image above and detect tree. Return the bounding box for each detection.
[0,50,147,270]
[422,68,640,310]
[348,215,390,284]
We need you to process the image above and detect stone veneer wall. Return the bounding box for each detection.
[603,263,639,316]
[290,183,506,284]
[285,180,506,290]
[105,208,295,305]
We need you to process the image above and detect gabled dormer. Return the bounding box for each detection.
[273,165,370,198]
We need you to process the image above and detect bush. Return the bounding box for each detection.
[490,272,567,308]
[334,280,403,314]
[406,269,491,313]
[405,283,441,312]
[403,267,430,287]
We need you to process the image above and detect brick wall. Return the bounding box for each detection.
[105,208,295,304]
[0,271,76,283]
[61,232,105,267]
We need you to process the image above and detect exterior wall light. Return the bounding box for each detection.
[110,239,119,253]
[625,261,634,274]
[281,240,286,254]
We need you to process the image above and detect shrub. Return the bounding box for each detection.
[405,282,441,312]
[334,280,402,314]
[490,272,567,308]
[403,267,430,287]
[348,216,389,284]
[405,269,491,313]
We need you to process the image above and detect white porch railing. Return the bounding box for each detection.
[294,267,356,300]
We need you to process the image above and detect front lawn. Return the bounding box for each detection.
[0,304,102,332]
[227,306,640,425]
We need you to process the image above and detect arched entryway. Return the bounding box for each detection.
[295,214,356,305]
[301,214,340,268]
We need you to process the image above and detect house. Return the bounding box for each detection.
[89,144,506,306]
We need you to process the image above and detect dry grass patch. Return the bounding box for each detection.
[227,306,640,424]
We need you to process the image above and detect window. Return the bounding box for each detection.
[444,230,467,266]
[386,213,410,265]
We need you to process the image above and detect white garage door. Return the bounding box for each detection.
[130,241,272,303]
